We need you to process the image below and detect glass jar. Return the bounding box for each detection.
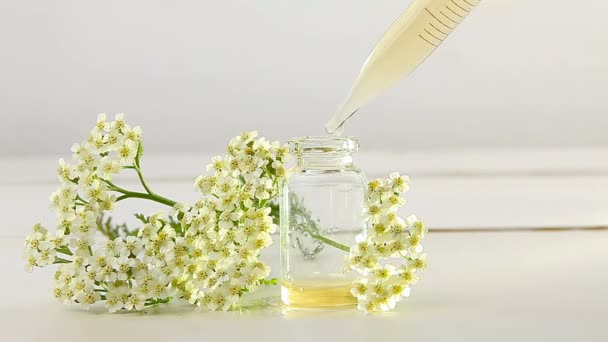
[280,136,367,308]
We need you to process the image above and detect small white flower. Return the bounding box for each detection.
[149,280,170,299]
[137,223,158,244]
[111,113,126,132]
[218,211,236,231]
[253,177,273,200]
[152,245,175,267]
[384,193,406,211]
[122,125,142,142]
[369,264,396,283]
[215,175,238,196]
[357,298,377,313]
[82,179,108,201]
[99,192,117,211]
[123,293,146,311]
[205,287,234,311]
[122,236,143,257]
[228,131,258,151]
[207,156,226,172]
[389,172,409,193]
[194,175,218,194]
[387,280,411,299]
[69,236,95,257]
[75,285,101,310]
[95,113,110,132]
[97,157,121,180]
[89,132,107,153]
[408,217,427,238]
[216,194,237,212]
[406,234,423,254]
[117,139,138,165]
[103,129,123,151]
[350,281,369,298]
[41,229,69,250]
[363,204,382,224]
[105,290,124,313]
[71,213,96,238]
[113,256,137,280]
[56,158,73,181]
[103,237,125,257]
[24,249,40,272]
[407,254,428,271]
[252,232,273,251]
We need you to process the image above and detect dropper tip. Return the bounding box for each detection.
[324,122,344,136]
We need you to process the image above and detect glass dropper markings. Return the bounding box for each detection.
[325,0,480,134]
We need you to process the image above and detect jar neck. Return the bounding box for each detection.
[297,152,354,170]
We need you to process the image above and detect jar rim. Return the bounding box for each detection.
[289,136,359,154]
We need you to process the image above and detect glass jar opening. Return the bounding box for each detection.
[289,136,359,155]
[289,136,359,169]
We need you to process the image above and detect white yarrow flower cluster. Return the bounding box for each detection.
[346,173,428,313]
[24,114,288,312]
[23,114,152,310]
[173,131,288,310]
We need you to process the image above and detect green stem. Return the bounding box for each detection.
[75,195,88,204]
[103,171,176,208]
[116,191,176,207]
[56,247,73,256]
[105,156,176,208]
[134,165,153,195]
[308,232,350,252]
[132,144,155,195]
[54,257,71,264]
[103,179,131,195]
[286,194,352,254]
[144,297,172,307]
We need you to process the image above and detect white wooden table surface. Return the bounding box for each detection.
[2,148,607,341]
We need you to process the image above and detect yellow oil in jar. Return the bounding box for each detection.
[281,279,357,308]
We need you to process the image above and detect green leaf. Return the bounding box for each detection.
[96,213,136,239]
[259,278,279,286]
[134,213,149,224]
[168,216,183,235]
[268,200,280,224]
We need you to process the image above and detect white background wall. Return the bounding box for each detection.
[1,0,607,156]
